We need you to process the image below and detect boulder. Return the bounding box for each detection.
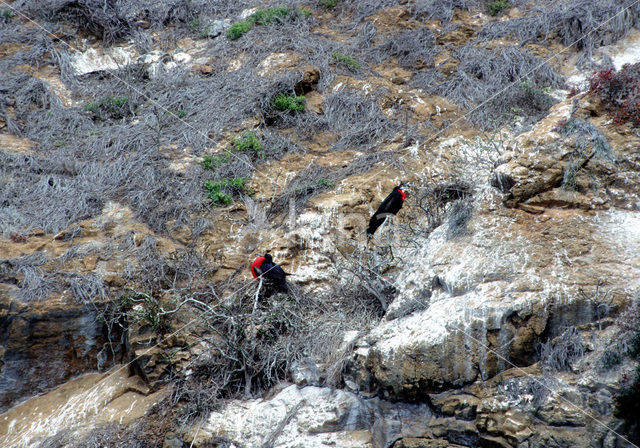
[349,200,640,400]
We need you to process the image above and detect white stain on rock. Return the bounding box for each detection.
[196,385,372,448]
[70,44,138,76]
[356,189,640,392]
[603,29,640,70]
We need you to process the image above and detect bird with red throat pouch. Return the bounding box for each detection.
[251,253,290,293]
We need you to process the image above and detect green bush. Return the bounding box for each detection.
[170,109,187,119]
[202,131,264,172]
[227,20,253,39]
[107,96,127,108]
[251,6,291,25]
[320,0,338,9]
[316,178,335,187]
[204,177,251,206]
[83,96,129,119]
[208,191,233,206]
[488,0,511,16]
[294,177,336,194]
[519,80,548,96]
[227,6,307,40]
[272,94,306,111]
[233,131,264,156]
[83,102,100,113]
[331,52,360,70]
[202,153,231,170]
[189,18,201,31]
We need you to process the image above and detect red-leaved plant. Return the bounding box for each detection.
[588,63,640,125]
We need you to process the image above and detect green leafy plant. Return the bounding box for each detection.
[272,94,306,111]
[331,52,360,70]
[251,6,291,25]
[294,177,336,194]
[202,131,264,172]
[201,153,231,170]
[169,109,187,119]
[227,6,306,40]
[519,80,542,95]
[207,190,233,206]
[189,18,201,31]
[1,9,13,21]
[107,96,127,108]
[316,178,335,187]
[114,291,171,332]
[488,0,511,16]
[204,177,251,206]
[515,80,554,114]
[83,96,129,119]
[132,297,162,329]
[233,131,264,157]
[227,20,253,39]
[320,0,338,9]
[223,177,251,191]
[83,102,100,113]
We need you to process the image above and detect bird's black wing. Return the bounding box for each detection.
[263,264,287,281]
[260,261,275,277]
[367,190,403,235]
[373,191,396,216]
[367,213,387,235]
[261,262,289,292]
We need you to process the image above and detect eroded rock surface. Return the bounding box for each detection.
[0,294,112,413]
[0,367,167,448]
[350,202,640,393]
[193,384,434,448]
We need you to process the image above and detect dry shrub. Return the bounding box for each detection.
[400,182,473,241]
[538,326,585,372]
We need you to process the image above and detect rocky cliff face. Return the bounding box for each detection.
[1,0,640,447]
[0,295,107,413]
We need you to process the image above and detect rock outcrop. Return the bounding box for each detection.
[0,367,166,447]
[193,384,435,448]
[0,294,112,413]
[341,96,640,446]
[350,201,639,397]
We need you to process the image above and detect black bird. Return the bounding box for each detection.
[366,185,406,235]
[251,253,290,292]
